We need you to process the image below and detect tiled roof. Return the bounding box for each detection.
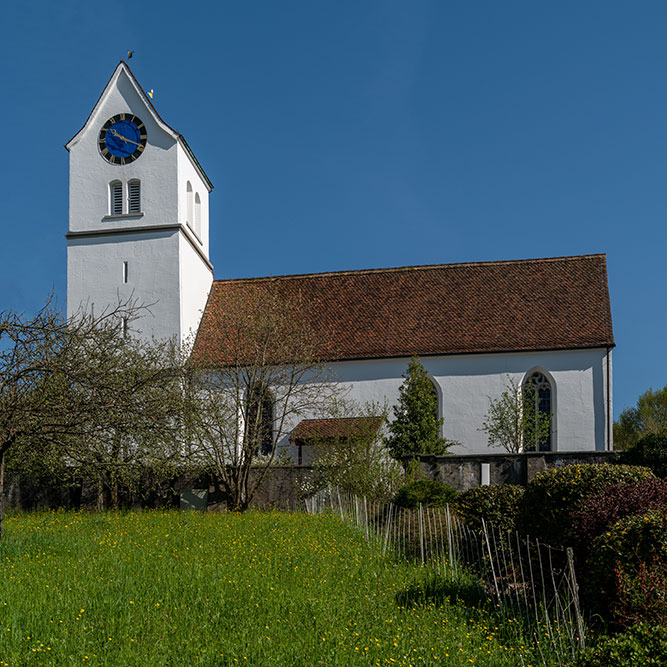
[192,254,614,366]
[290,417,384,442]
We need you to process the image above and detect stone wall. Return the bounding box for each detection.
[405,451,619,491]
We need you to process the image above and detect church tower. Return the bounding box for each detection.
[66,61,213,344]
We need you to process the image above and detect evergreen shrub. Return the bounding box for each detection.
[392,479,459,510]
[578,623,667,667]
[622,433,667,478]
[457,484,525,532]
[519,464,655,547]
[588,509,667,625]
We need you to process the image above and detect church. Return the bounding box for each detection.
[66,62,615,458]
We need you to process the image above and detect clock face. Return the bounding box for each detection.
[99,114,147,164]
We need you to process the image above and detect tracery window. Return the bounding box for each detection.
[523,371,553,452]
[245,383,274,456]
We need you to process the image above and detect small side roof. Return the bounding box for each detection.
[290,417,384,442]
[65,61,213,191]
[192,254,615,366]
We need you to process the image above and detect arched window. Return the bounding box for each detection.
[194,193,201,238]
[245,383,274,456]
[523,371,553,452]
[186,181,193,229]
[110,181,123,215]
[128,180,141,214]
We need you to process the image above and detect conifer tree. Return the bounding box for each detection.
[384,357,452,459]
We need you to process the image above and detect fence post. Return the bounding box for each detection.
[566,547,586,652]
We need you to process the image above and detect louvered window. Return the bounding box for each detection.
[128,180,141,213]
[110,181,123,215]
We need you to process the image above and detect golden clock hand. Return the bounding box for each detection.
[108,128,142,147]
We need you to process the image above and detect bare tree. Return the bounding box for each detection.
[0,298,186,536]
[183,283,339,511]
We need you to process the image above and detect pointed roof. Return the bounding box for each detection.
[191,254,614,366]
[66,61,213,191]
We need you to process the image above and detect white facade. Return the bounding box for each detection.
[279,347,613,458]
[66,62,213,344]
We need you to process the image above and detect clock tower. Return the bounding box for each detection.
[66,61,213,344]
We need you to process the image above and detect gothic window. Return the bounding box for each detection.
[110,181,123,215]
[194,193,201,239]
[186,181,193,229]
[523,371,553,452]
[128,180,141,213]
[245,383,274,456]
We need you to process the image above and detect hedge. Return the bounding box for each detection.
[392,479,459,510]
[456,484,525,532]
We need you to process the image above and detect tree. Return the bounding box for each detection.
[0,299,186,537]
[614,386,667,451]
[183,283,340,511]
[384,357,453,459]
[305,401,408,502]
[479,375,551,453]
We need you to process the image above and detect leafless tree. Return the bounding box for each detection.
[183,283,340,511]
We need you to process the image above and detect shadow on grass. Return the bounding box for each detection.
[396,572,487,609]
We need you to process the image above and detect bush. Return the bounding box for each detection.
[622,433,667,478]
[569,478,667,560]
[457,484,525,532]
[393,479,459,510]
[587,509,667,625]
[519,464,655,547]
[578,623,667,667]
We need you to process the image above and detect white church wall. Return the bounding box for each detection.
[68,68,179,234]
[178,232,213,345]
[177,143,210,256]
[276,347,610,458]
[67,230,182,341]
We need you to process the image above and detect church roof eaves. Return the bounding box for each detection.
[192,254,615,366]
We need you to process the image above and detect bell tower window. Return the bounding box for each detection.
[128,180,141,214]
[194,193,201,239]
[110,181,123,215]
[186,181,193,229]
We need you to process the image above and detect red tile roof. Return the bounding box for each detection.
[290,417,384,442]
[191,254,614,366]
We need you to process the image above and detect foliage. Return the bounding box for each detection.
[182,284,340,511]
[578,623,667,667]
[569,478,667,560]
[621,433,667,477]
[614,556,667,628]
[0,298,185,536]
[457,484,525,532]
[518,464,655,547]
[479,375,551,453]
[614,385,667,451]
[307,402,408,502]
[587,509,667,625]
[392,479,459,510]
[0,510,551,666]
[384,357,454,459]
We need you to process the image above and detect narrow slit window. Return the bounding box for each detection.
[194,192,201,238]
[110,181,123,215]
[128,180,141,213]
[186,181,193,229]
[122,317,129,337]
[122,261,128,284]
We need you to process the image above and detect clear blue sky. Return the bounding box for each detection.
[2,1,666,419]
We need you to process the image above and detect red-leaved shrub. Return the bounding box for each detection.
[569,478,667,560]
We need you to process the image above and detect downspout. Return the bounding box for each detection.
[606,346,612,451]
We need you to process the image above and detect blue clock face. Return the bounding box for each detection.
[99,114,147,164]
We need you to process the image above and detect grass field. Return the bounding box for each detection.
[0,510,549,666]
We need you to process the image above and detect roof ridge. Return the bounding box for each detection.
[212,253,607,285]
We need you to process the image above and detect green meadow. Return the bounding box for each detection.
[0,511,549,666]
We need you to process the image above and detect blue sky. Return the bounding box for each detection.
[1,1,666,419]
